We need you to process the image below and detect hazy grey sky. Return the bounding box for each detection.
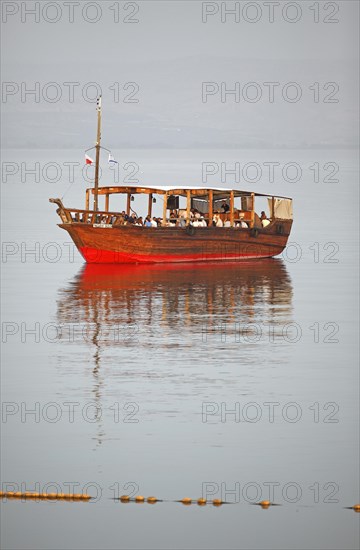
[2,1,358,64]
[1,1,359,148]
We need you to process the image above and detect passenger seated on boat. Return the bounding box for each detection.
[113,212,126,225]
[221,201,230,213]
[169,210,177,224]
[240,218,248,228]
[193,217,206,227]
[224,220,231,227]
[177,210,188,227]
[144,216,152,227]
[213,213,224,227]
[260,211,270,227]
[135,216,144,226]
[120,210,128,222]
[151,217,158,227]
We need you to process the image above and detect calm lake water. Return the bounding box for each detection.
[1,149,359,549]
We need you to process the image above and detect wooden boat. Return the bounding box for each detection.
[50,98,293,264]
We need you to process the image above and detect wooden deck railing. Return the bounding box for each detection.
[50,198,276,231]
[49,198,124,225]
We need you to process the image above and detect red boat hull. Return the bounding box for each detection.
[61,222,292,264]
[78,246,281,263]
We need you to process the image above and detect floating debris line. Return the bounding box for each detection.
[1,492,359,511]
[119,496,264,507]
[0,492,91,500]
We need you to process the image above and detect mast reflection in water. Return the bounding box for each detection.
[55,259,293,445]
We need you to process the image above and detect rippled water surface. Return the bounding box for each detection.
[1,150,359,549]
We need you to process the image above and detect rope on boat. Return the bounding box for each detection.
[60,180,77,202]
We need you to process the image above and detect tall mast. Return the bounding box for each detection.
[93,96,102,212]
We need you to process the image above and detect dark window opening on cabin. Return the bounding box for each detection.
[167,196,179,210]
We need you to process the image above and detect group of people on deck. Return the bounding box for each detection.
[116,202,271,228]
[119,211,161,227]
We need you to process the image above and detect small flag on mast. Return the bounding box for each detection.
[108,153,118,165]
[85,154,94,165]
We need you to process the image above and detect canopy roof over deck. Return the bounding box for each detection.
[83,185,293,223]
[87,185,292,201]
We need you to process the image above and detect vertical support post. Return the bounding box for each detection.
[85,189,90,210]
[148,193,153,217]
[126,193,131,216]
[230,191,234,227]
[65,209,73,223]
[186,190,191,225]
[208,189,213,225]
[93,96,102,212]
[162,192,168,226]
[105,193,109,212]
[271,196,275,220]
[250,192,255,228]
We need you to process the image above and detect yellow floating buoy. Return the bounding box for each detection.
[119,495,130,502]
[47,493,58,499]
[212,499,223,506]
[259,500,271,508]
[135,495,145,503]
[353,504,360,512]
[147,497,157,504]
[197,498,207,506]
[181,498,192,505]
[73,494,83,499]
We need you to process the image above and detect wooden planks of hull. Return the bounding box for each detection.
[60,221,292,264]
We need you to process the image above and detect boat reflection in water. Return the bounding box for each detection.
[55,259,293,446]
[57,258,293,342]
